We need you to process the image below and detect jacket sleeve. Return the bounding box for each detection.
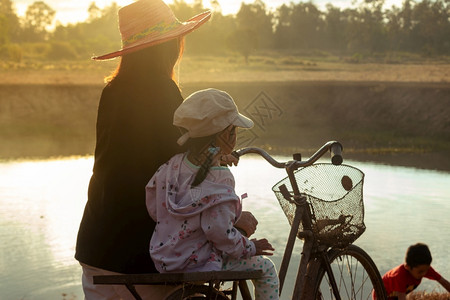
[145,174,157,221]
[200,201,256,259]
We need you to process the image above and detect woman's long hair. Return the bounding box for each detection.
[105,37,185,84]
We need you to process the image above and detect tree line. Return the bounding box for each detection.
[1,0,449,63]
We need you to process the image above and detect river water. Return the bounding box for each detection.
[1,155,449,299]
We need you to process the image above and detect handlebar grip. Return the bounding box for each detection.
[330,142,343,165]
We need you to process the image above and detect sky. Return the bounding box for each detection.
[13,0,404,26]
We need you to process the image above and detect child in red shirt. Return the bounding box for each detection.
[381,243,450,300]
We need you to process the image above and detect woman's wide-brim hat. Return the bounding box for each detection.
[92,0,211,60]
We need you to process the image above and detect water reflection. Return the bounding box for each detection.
[234,156,450,296]
[0,157,92,300]
[356,162,450,282]
[0,156,449,299]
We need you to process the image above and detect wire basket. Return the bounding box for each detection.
[272,163,366,248]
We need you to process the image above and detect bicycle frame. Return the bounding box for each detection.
[234,140,344,299]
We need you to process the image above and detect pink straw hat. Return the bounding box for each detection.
[92,0,211,60]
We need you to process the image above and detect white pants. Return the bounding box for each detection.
[222,255,279,300]
[80,263,178,300]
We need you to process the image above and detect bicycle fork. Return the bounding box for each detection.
[277,182,342,300]
[277,189,316,300]
[293,241,342,300]
[320,251,342,300]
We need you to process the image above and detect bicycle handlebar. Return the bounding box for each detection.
[232,141,343,170]
[330,142,343,165]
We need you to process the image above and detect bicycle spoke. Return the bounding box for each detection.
[345,253,355,299]
[312,245,385,300]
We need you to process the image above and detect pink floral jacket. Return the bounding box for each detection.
[146,153,255,273]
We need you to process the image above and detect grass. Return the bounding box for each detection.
[0,51,449,85]
[408,291,450,299]
[178,53,450,84]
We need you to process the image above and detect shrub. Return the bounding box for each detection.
[8,44,23,62]
[46,41,79,60]
[0,43,23,62]
[21,43,51,59]
[345,52,364,63]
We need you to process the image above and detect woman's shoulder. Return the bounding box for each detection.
[106,76,181,96]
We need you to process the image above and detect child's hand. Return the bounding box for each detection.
[235,211,258,237]
[252,238,275,256]
[219,154,239,166]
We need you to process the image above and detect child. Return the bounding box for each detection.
[381,243,450,299]
[146,88,279,300]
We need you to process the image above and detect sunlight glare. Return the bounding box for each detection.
[0,157,93,265]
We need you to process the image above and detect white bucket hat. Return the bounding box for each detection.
[174,88,254,145]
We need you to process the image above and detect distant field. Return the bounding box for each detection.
[1,53,449,85]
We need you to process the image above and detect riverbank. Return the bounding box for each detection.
[1,80,449,171]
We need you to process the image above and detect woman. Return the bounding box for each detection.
[75,0,211,298]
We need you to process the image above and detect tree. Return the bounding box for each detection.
[399,0,413,50]
[323,4,349,52]
[410,0,450,55]
[12,0,450,60]
[362,4,386,53]
[273,2,325,50]
[273,4,293,48]
[22,1,55,41]
[0,0,20,44]
[52,2,120,58]
[209,0,222,15]
[170,0,205,21]
[87,2,101,22]
[0,14,7,45]
[226,29,258,64]
[290,2,324,50]
[385,6,403,51]
[236,0,274,49]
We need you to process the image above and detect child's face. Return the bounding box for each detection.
[406,264,430,280]
[216,125,237,155]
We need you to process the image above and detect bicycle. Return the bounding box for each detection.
[94,141,387,300]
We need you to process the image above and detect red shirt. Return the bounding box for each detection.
[382,264,441,298]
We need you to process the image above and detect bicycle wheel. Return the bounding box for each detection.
[305,244,386,300]
[165,284,229,300]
